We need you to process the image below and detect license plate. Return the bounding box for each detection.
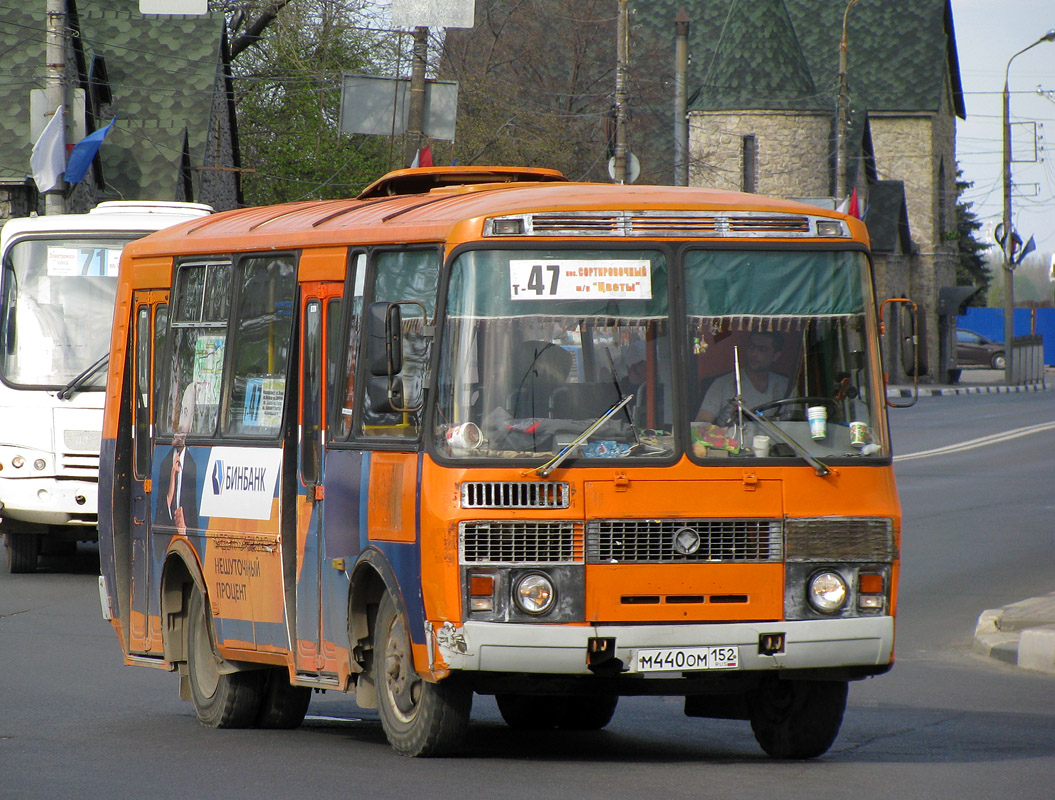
[633,646,739,673]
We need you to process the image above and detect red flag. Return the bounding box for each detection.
[848,187,859,218]
[418,146,433,168]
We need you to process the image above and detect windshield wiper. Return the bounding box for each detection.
[735,401,832,477]
[58,353,109,400]
[533,394,633,478]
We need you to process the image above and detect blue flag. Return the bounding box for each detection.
[64,117,116,184]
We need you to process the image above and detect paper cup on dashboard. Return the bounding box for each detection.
[752,434,770,457]
[806,406,827,440]
[849,420,868,447]
[445,422,482,451]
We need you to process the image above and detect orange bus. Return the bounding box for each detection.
[98,166,901,758]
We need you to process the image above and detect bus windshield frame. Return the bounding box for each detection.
[432,243,887,465]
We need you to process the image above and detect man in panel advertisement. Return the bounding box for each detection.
[155,383,199,535]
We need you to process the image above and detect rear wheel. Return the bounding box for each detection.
[748,678,847,759]
[3,532,40,574]
[256,668,312,729]
[186,589,265,728]
[375,593,471,756]
[991,352,1006,370]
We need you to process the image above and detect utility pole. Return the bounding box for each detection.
[404,26,428,167]
[613,0,628,183]
[45,0,67,214]
[673,9,689,186]
[835,0,859,201]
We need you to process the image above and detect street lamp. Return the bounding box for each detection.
[1002,29,1055,384]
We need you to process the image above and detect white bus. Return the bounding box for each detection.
[1,201,212,572]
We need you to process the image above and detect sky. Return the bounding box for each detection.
[949,0,1055,257]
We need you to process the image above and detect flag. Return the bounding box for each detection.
[410,146,433,169]
[1013,234,1036,266]
[837,188,860,218]
[65,117,117,184]
[30,107,66,192]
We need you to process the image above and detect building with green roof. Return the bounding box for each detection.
[0,1,240,219]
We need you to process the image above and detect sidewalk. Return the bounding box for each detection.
[886,366,1052,398]
[974,593,1055,675]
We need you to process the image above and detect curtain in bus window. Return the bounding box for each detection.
[359,250,440,439]
[224,255,297,437]
[162,263,231,437]
[684,250,864,317]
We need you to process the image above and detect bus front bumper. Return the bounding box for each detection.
[0,476,99,526]
[431,616,894,676]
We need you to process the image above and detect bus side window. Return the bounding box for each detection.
[358,249,440,440]
[326,297,343,430]
[334,252,365,440]
[224,255,297,437]
[163,263,230,437]
[134,306,151,480]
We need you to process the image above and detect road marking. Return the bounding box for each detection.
[894,421,1055,462]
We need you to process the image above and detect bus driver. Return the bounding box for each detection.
[695,331,787,426]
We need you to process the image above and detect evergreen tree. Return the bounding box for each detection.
[951,174,991,304]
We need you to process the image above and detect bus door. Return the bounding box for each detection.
[129,292,168,654]
[294,282,342,676]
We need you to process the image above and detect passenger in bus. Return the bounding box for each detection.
[155,383,199,535]
[695,331,788,425]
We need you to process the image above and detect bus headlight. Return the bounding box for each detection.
[807,571,848,614]
[12,456,24,469]
[33,459,46,471]
[513,572,556,615]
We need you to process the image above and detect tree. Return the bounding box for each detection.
[950,174,992,305]
[228,0,393,205]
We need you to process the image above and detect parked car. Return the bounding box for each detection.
[956,328,1006,369]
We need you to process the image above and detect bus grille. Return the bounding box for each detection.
[587,519,783,563]
[459,520,583,564]
[784,517,897,562]
[461,481,570,509]
[490,210,821,238]
[59,453,99,476]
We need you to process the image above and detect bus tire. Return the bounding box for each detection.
[496,694,618,731]
[256,669,312,729]
[374,593,471,756]
[4,532,40,574]
[748,678,847,759]
[557,695,619,730]
[186,589,265,728]
[495,694,561,730]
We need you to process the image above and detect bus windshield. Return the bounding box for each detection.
[436,247,673,460]
[435,246,885,462]
[0,236,129,389]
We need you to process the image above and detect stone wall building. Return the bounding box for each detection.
[639,0,965,381]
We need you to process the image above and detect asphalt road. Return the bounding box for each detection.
[1,389,1053,799]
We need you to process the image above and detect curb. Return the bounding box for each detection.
[973,593,1055,675]
[887,381,1048,399]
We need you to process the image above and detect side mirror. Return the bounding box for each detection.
[366,302,402,376]
[880,297,926,408]
[367,374,405,414]
[900,304,928,378]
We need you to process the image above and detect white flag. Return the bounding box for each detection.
[30,107,66,192]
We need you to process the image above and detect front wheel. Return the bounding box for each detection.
[991,352,1006,370]
[748,678,847,759]
[374,593,471,756]
[186,588,265,728]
